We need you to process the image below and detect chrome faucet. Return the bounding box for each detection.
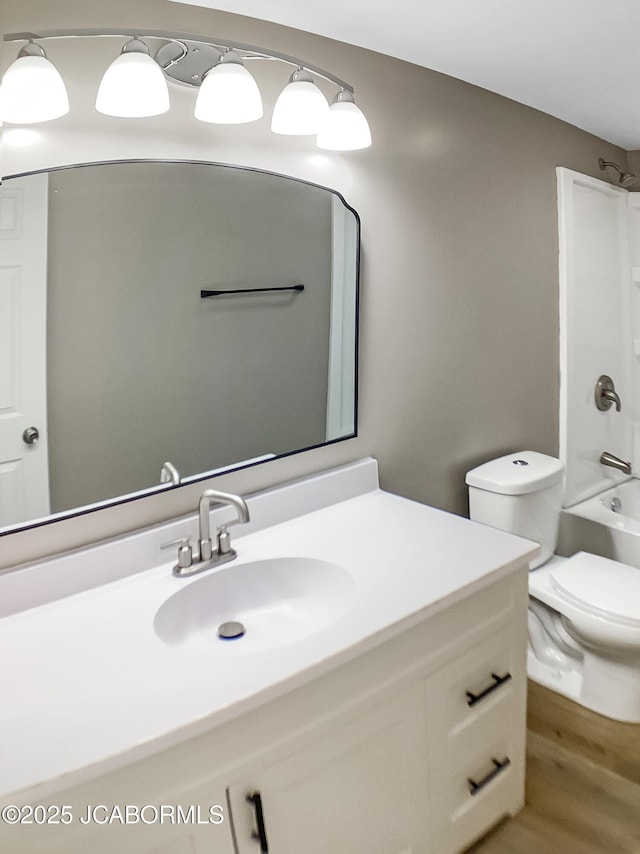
[600,451,632,476]
[198,489,250,562]
[162,488,250,577]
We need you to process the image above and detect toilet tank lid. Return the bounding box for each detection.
[465,451,563,495]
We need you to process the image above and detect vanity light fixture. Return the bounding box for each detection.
[194,49,263,124]
[1,28,372,151]
[0,40,69,124]
[271,68,329,135]
[317,90,372,151]
[95,37,170,117]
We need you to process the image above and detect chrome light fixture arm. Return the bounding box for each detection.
[3,28,354,93]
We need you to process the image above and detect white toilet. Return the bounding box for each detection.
[466,450,640,723]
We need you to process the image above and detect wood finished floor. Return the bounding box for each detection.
[465,683,640,854]
[467,733,640,853]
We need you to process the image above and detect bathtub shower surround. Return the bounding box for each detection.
[557,167,640,569]
[557,166,640,503]
[557,166,637,508]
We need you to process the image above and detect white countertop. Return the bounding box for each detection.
[0,461,537,804]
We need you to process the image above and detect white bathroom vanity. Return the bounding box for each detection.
[0,460,537,854]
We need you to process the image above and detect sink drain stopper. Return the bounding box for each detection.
[217,621,245,640]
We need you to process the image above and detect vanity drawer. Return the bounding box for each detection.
[424,623,527,852]
[430,708,525,853]
[426,623,526,739]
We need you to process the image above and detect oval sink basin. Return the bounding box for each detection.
[153,557,356,653]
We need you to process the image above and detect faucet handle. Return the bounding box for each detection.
[161,536,193,569]
[216,525,233,555]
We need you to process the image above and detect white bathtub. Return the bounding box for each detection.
[559,479,640,569]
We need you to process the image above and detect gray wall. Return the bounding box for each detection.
[0,0,628,567]
[628,150,640,176]
[45,162,333,511]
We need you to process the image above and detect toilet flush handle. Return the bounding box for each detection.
[595,375,621,412]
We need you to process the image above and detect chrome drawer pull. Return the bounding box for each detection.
[465,672,512,707]
[468,757,511,796]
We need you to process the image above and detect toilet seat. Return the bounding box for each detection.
[549,552,640,628]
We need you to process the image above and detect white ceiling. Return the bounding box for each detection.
[170,0,640,150]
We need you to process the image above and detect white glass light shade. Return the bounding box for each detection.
[195,55,263,124]
[316,92,372,151]
[271,70,329,135]
[96,48,169,117]
[1,54,69,124]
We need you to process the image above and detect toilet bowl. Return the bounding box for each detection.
[466,451,640,723]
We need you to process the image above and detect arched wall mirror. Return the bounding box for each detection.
[0,159,360,535]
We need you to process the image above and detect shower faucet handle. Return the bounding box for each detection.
[595,375,621,412]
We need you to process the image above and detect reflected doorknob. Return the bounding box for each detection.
[22,426,40,445]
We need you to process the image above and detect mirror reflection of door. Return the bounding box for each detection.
[0,173,50,526]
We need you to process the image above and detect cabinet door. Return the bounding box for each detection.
[227,689,429,854]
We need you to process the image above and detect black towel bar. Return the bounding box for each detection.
[200,284,304,298]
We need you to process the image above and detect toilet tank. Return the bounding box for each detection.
[465,451,564,570]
